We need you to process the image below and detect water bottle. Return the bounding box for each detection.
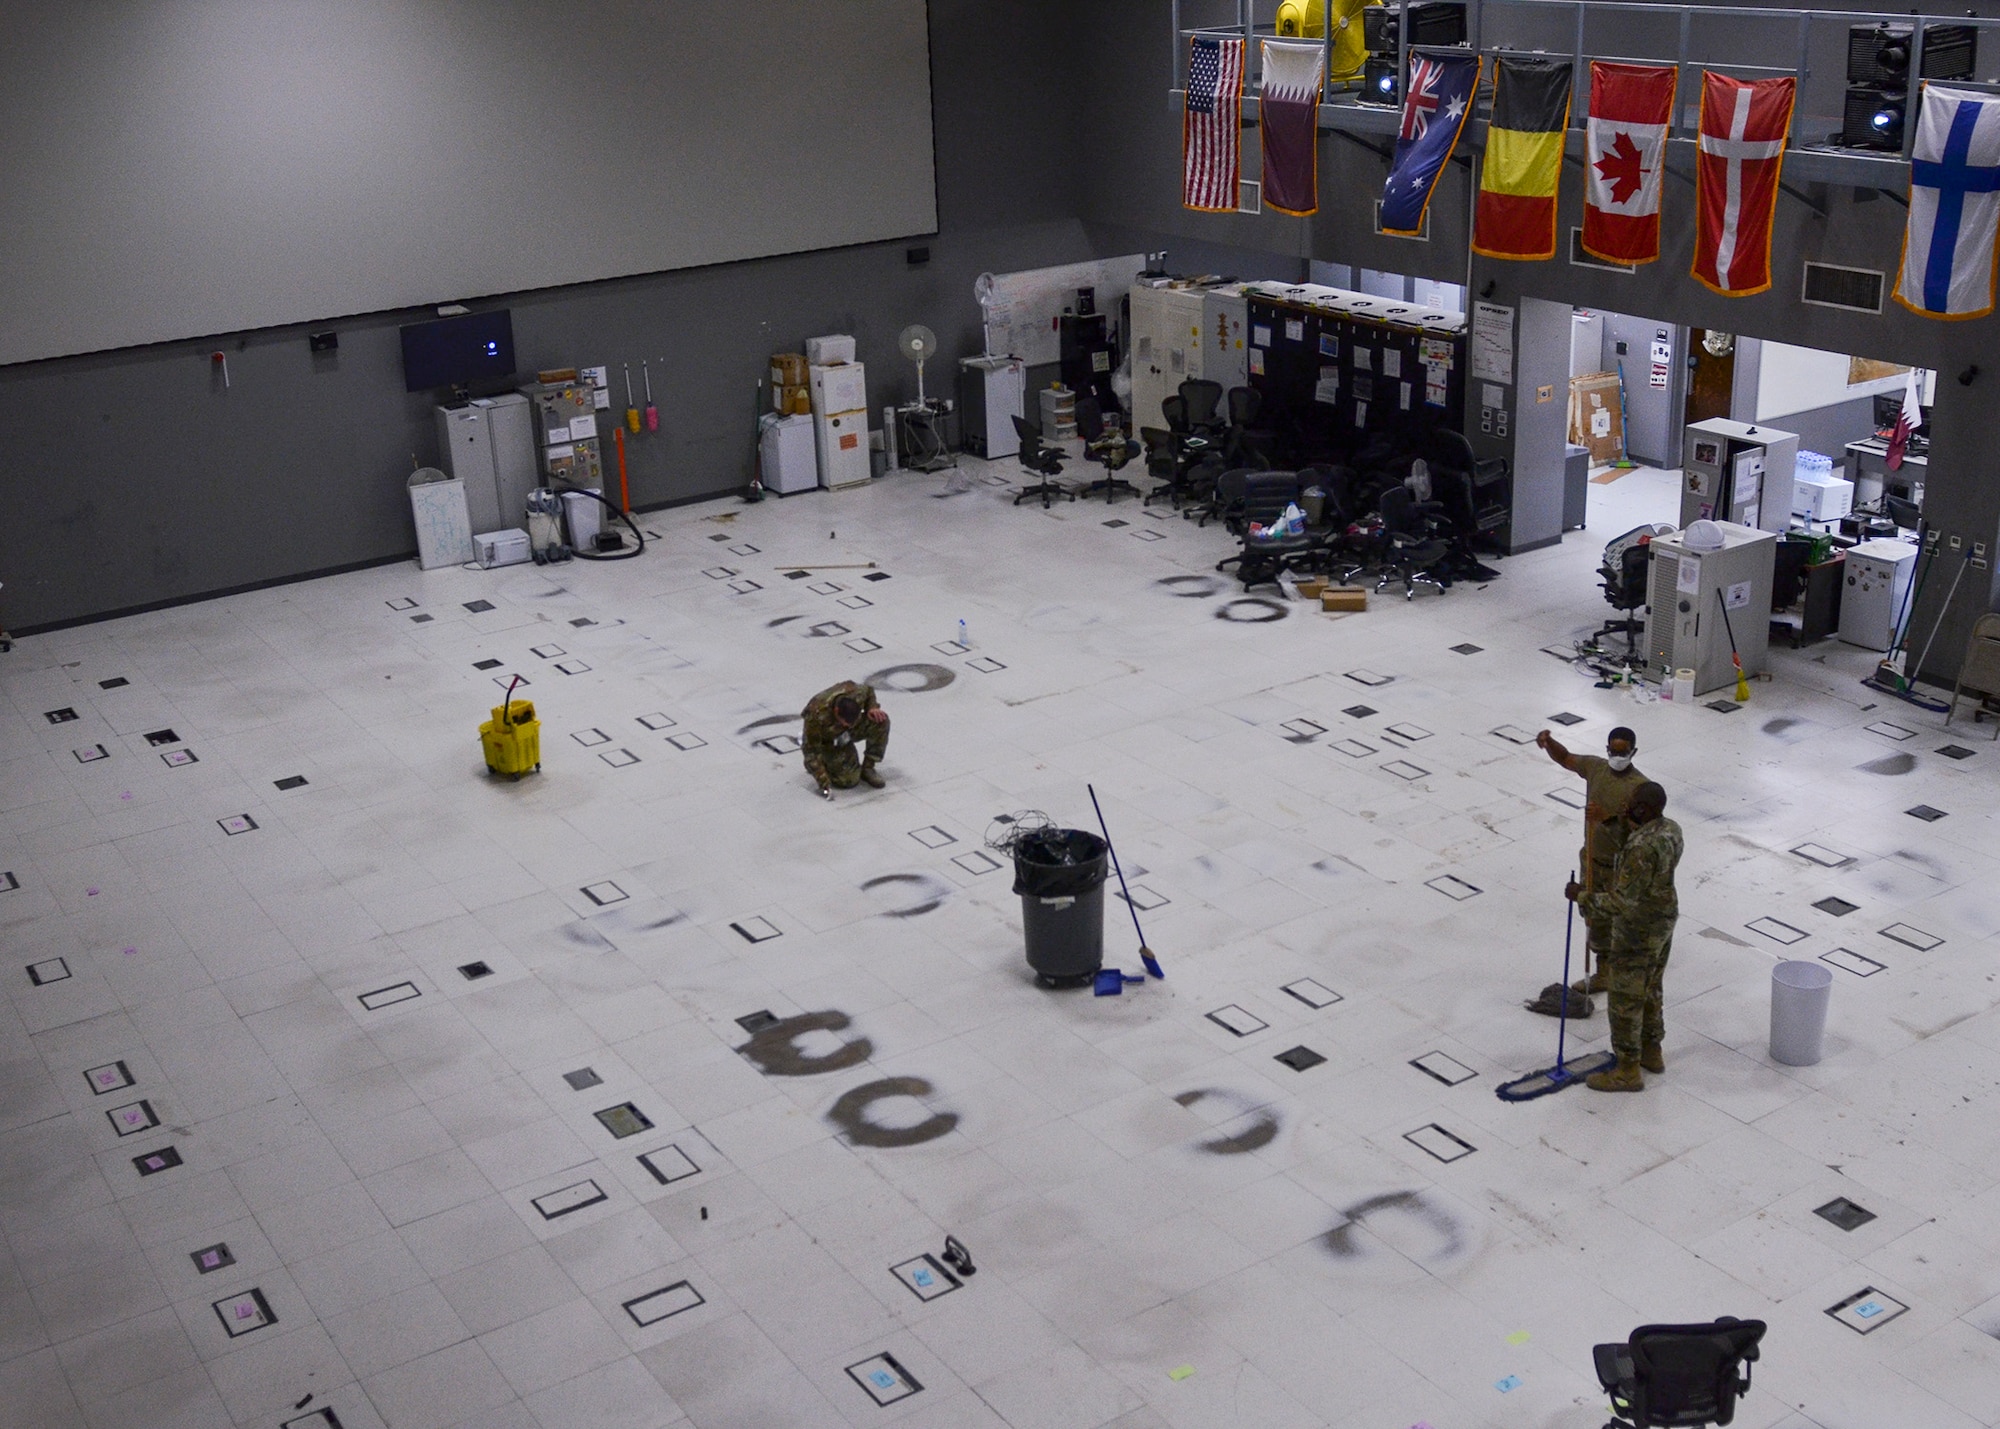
[957,618,970,650]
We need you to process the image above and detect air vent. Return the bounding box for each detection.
[1802,261,1885,314]
[1238,179,1261,214]
[1375,201,1430,240]
[1569,229,1634,273]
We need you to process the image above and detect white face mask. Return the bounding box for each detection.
[1607,754,1633,772]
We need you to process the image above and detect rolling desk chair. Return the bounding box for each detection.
[1010,416,1075,508]
[1594,1318,1765,1428]
[1597,542,1652,663]
[1074,397,1143,502]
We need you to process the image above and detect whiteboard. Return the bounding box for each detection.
[978,256,1147,367]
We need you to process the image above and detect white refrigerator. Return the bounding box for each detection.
[810,362,872,489]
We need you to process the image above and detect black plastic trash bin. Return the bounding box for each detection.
[1012,828,1108,988]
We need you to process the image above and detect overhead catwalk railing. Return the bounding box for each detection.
[1168,0,2000,183]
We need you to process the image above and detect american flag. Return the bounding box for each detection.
[1184,35,1245,211]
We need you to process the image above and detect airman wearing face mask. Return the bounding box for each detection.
[1535,725,1648,993]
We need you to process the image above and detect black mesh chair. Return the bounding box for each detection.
[1179,378,1227,438]
[1594,1318,1766,1428]
[1222,385,1275,467]
[1375,484,1452,599]
[1149,394,1216,507]
[1597,541,1652,662]
[1075,397,1143,502]
[1011,415,1074,508]
[1139,427,1177,498]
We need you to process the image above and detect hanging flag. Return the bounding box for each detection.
[1583,62,1678,264]
[1885,369,1923,470]
[1692,72,1796,297]
[1183,35,1246,212]
[1894,83,2000,320]
[1380,52,1481,237]
[1471,57,1573,260]
[1261,40,1325,215]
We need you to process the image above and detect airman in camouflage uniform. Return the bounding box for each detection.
[1571,781,1682,1092]
[1538,726,1648,993]
[801,681,889,797]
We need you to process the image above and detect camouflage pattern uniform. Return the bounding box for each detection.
[1570,754,1649,957]
[1580,815,1683,1060]
[801,681,888,790]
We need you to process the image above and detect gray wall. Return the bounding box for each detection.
[0,1,937,367]
[1597,312,1680,468]
[1511,298,1577,551]
[0,0,1091,632]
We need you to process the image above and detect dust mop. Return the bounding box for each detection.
[1087,784,1164,979]
[1497,875,1616,1101]
[1610,360,1638,470]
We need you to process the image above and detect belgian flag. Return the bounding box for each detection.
[1471,58,1573,261]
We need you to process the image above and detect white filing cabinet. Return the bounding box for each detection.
[958,356,1025,458]
[1838,538,1919,651]
[1128,285,1208,433]
[809,362,871,489]
[1201,284,1250,397]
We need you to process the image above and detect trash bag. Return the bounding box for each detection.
[1010,829,1107,898]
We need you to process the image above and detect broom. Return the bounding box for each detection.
[1717,587,1752,703]
[1088,784,1163,979]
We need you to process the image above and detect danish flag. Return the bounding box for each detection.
[1692,72,1796,297]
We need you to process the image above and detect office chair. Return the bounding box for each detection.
[1206,467,1256,538]
[1149,394,1214,507]
[1074,397,1143,502]
[1010,415,1075,508]
[1596,541,1652,662]
[1222,471,1313,589]
[1139,426,1177,499]
[1375,484,1453,599]
[1222,385,1275,468]
[1593,1318,1766,1428]
[1947,611,2000,739]
[1178,378,1227,438]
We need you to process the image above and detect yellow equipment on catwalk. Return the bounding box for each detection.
[1275,0,1377,80]
[480,676,541,780]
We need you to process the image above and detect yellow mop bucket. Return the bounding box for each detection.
[480,677,540,779]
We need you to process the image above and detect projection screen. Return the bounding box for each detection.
[0,0,937,367]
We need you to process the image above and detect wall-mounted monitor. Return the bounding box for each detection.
[400,311,515,393]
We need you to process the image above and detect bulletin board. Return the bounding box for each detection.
[976,256,1148,366]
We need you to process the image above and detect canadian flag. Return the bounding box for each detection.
[1692,72,1797,297]
[1583,63,1678,265]
[1886,368,1923,471]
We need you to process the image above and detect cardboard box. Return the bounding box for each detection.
[1568,372,1624,465]
[1321,586,1368,612]
[1294,578,1328,599]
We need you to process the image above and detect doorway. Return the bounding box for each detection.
[1685,329,1735,426]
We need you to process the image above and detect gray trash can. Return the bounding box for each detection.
[1012,829,1108,988]
[1770,960,1833,1065]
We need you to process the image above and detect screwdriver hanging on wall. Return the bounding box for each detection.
[644,360,658,431]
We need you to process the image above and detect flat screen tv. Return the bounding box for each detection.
[400,310,516,392]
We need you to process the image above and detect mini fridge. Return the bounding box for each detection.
[959,356,1025,458]
[759,414,817,495]
[1838,538,1919,651]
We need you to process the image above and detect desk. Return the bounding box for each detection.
[1844,438,1927,511]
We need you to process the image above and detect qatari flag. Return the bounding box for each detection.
[1260,40,1324,216]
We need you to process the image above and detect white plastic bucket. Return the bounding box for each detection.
[1672,668,1695,704]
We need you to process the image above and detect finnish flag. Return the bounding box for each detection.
[1896,84,2000,319]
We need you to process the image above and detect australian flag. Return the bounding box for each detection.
[1380,53,1481,236]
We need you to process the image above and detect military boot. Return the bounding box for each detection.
[1640,1042,1665,1074]
[859,763,886,789]
[1586,1055,1645,1092]
[1570,969,1609,996]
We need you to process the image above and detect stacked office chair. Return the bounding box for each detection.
[1010,415,1074,507]
[1138,427,1177,499]
[1593,1318,1766,1428]
[1375,484,1453,599]
[1074,397,1143,502]
[1222,385,1275,468]
[1423,427,1511,562]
